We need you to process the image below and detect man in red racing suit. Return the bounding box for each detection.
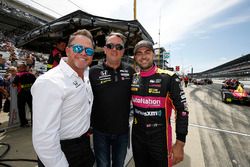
[47,39,66,71]
[131,40,189,167]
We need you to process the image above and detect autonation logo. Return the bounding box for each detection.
[132,97,161,105]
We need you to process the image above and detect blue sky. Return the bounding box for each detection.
[18,0,250,73]
[169,0,250,73]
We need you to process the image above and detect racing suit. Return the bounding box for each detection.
[47,47,66,71]
[131,65,189,167]
[13,71,36,127]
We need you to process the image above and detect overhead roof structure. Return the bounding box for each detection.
[15,10,154,59]
[0,0,52,38]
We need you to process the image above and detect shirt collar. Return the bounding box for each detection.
[103,61,122,71]
[140,65,157,77]
[59,57,89,79]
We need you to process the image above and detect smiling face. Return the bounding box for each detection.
[134,46,155,71]
[104,35,125,64]
[66,35,94,71]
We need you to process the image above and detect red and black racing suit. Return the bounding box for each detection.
[131,65,189,167]
[47,48,66,71]
[13,71,36,127]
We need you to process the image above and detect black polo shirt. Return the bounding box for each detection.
[89,62,135,134]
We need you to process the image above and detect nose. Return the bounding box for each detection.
[140,53,148,58]
[80,50,87,56]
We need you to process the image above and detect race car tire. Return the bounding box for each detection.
[221,92,231,103]
[221,92,226,102]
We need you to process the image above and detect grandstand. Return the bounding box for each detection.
[0,0,55,42]
[191,53,250,79]
[0,0,56,74]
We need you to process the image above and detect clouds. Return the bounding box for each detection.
[211,14,250,29]
[138,0,242,46]
[20,0,133,19]
[71,0,133,19]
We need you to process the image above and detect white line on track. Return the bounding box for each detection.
[189,122,250,137]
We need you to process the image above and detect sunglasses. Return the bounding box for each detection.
[106,43,124,50]
[69,44,94,56]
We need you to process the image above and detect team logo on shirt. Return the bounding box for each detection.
[132,76,140,84]
[100,79,111,84]
[148,88,160,94]
[121,73,129,77]
[148,84,161,87]
[149,79,156,83]
[100,70,108,76]
[131,87,138,91]
[155,79,162,83]
[149,79,162,84]
[120,71,131,80]
[134,108,162,117]
[98,70,112,84]
[73,81,81,88]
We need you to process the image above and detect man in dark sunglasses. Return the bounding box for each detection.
[90,32,135,167]
[32,29,95,167]
[105,43,124,50]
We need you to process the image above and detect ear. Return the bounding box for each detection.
[65,47,70,57]
[103,47,107,54]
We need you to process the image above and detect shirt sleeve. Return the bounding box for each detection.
[170,74,189,142]
[31,77,69,167]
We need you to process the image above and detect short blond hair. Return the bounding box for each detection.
[68,29,94,47]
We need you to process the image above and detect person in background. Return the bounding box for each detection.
[12,63,36,127]
[7,66,19,126]
[0,74,8,125]
[184,76,189,87]
[31,29,95,167]
[47,38,67,71]
[9,52,18,67]
[0,54,6,70]
[90,32,135,167]
[26,53,35,70]
[0,75,4,112]
[131,40,189,167]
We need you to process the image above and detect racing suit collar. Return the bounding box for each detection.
[140,65,157,77]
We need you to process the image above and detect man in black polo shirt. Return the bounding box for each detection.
[90,32,135,167]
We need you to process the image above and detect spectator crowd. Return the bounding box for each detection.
[0,30,48,127]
